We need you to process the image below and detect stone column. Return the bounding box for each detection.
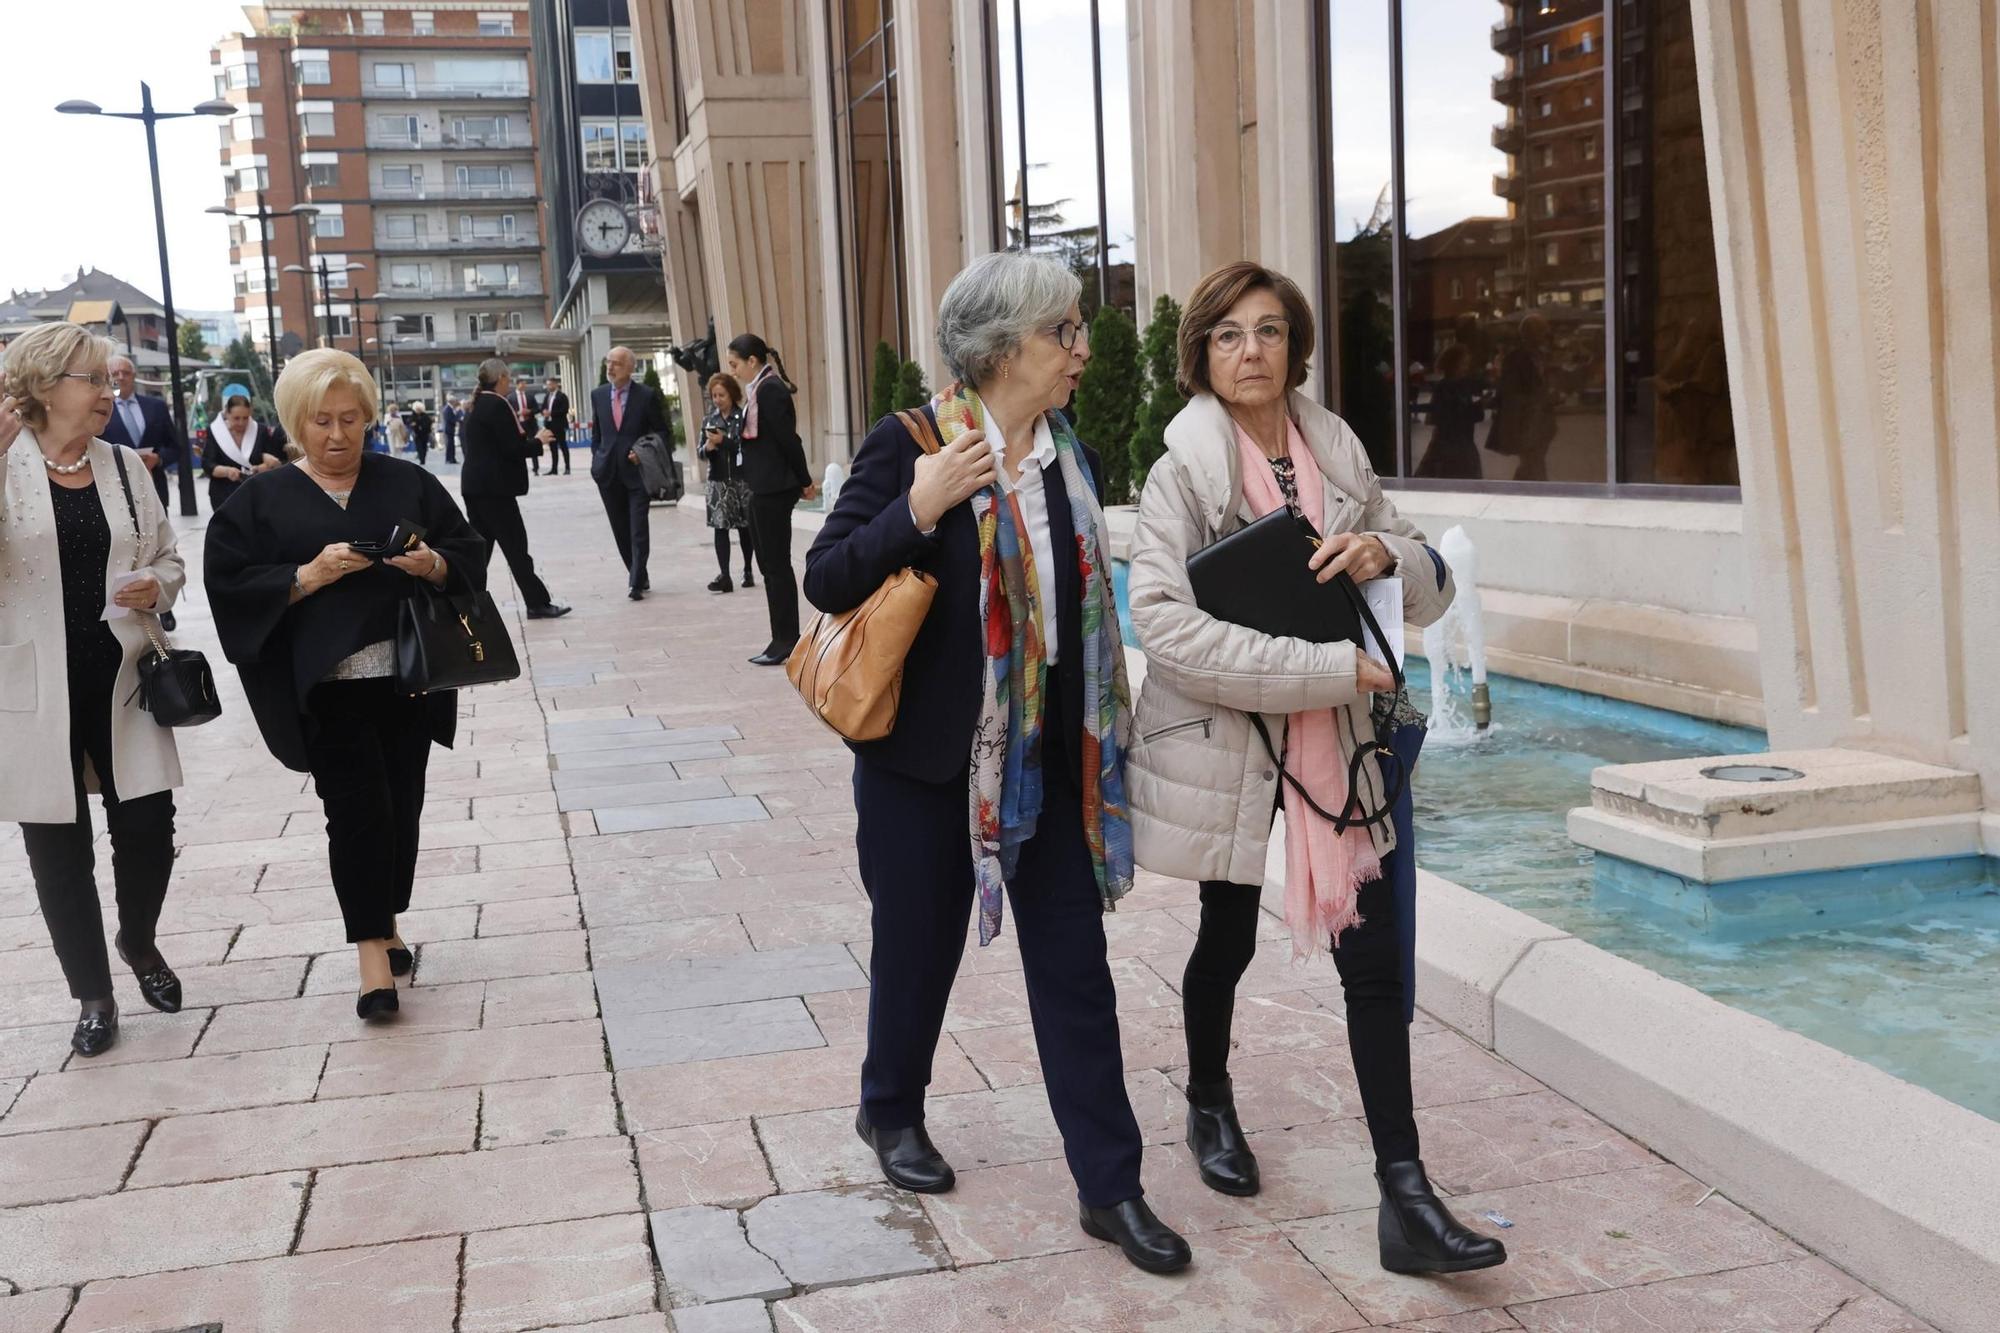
[1693,0,2000,804]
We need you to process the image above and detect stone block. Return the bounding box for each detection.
[0,1121,148,1206]
[594,945,865,1016]
[649,1205,790,1305]
[131,1087,478,1188]
[1410,870,1569,1048]
[603,996,826,1070]
[0,1046,325,1135]
[593,797,771,835]
[0,1172,307,1288]
[460,1214,657,1333]
[743,1185,946,1290]
[478,1071,620,1148]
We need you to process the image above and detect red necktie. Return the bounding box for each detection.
[612,388,625,430]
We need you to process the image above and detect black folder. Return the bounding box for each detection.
[1186,509,1367,648]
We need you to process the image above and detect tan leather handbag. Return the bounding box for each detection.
[787,409,943,741]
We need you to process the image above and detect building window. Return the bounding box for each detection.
[389,263,426,289]
[297,59,330,84]
[451,115,509,147]
[379,164,415,192]
[1449,277,1464,300]
[1588,237,1605,262]
[614,30,635,81]
[458,213,518,240]
[228,221,246,247]
[326,313,354,338]
[1581,31,1595,54]
[383,214,422,240]
[1541,191,1558,218]
[371,62,413,90]
[308,161,339,188]
[455,164,512,193]
[314,214,345,238]
[1544,240,1560,267]
[620,121,649,172]
[575,31,613,83]
[580,121,619,173]
[1537,98,1553,118]
[1538,42,1552,65]
[1583,133,1599,160]
[301,112,335,137]
[225,62,260,89]
[1539,143,1555,168]
[237,115,264,140]
[374,114,420,146]
[463,261,521,289]
[432,57,528,92]
[362,11,384,35]
[477,12,513,36]
[412,11,434,35]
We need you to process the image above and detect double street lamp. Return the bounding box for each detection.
[283,258,367,350]
[205,194,319,377]
[59,84,236,517]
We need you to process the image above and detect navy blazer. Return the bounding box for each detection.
[590,380,668,489]
[803,408,1104,788]
[100,393,181,470]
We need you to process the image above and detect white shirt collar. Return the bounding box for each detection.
[986,413,1057,486]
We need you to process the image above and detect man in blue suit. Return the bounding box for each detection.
[101,354,182,508]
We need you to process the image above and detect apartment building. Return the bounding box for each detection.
[212,2,550,404]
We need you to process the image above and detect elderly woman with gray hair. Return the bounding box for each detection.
[803,252,1189,1274]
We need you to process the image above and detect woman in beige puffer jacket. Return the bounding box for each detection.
[1126,262,1505,1278]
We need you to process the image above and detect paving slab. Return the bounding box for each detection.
[0,1121,147,1207]
[633,1118,775,1210]
[603,995,826,1069]
[0,1171,307,1288]
[317,1018,605,1099]
[0,1046,326,1135]
[461,1214,658,1333]
[744,1184,948,1291]
[130,1086,478,1188]
[595,944,866,1016]
[593,796,772,834]
[0,1287,72,1333]
[650,1204,792,1305]
[667,1301,773,1333]
[479,1070,620,1147]
[1507,1254,1936,1331]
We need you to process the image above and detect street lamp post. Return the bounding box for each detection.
[206,194,318,378]
[284,259,366,350]
[59,85,236,517]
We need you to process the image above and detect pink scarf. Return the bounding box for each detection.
[740,365,773,440]
[1235,420,1383,956]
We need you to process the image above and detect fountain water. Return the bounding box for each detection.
[1421,525,1490,741]
[820,461,848,512]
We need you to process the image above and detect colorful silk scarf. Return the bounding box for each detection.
[931,383,1135,945]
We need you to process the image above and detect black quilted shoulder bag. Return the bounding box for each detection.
[110,449,222,727]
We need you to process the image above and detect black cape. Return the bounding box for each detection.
[203,454,490,771]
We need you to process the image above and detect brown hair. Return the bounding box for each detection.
[705,371,743,410]
[1176,261,1317,396]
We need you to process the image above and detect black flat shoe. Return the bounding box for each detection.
[71,1009,119,1057]
[1376,1159,1507,1274]
[708,574,734,593]
[855,1110,955,1193]
[747,650,788,666]
[387,945,414,977]
[1079,1197,1192,1274]
[628,588,646,601]
[527,602,573,620]
[116,934,182,1014]
[742,570,754,588]
[1186,1078,1260,1196]
[356,988,401,1022]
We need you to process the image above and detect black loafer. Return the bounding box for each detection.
[527,603,572,620]
[855,1110,955,1193]
[116,934,182,1014]
[356,988,401,1022]
[71,1010,119,1057]
[708,574,733,593]
[1079,1197,1192,1274]
[628,588,646,601]
[747,650,787,666]
[387,945,414,977]
[1377,1159,1508,1274]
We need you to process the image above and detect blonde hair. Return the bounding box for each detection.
[2,322,116,429]
[273,347,379,442]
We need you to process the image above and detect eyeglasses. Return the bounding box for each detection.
[1207,318,1289,354]
[62,372,114,389]
[1045,319,1090,351]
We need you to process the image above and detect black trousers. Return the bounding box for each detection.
[303,680,432,943]
[464,494,553,610]
[597,478,651,591]
[1184,873,1419,1166]
[853,681,1144,1207]
[444,434,457,464]
[714,526,754,576]
[412,438,429,467]
[550,440,571,474]
[748,489,802,650]
[20,664,176,1001]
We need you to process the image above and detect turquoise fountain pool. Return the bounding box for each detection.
[1112,562,2000,1121]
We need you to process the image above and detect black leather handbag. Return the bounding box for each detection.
[110,450,222,728]
[1186,508,1408,833]
[394,581,521,693]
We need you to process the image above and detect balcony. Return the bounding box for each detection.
[376,335,516,354]
[373,232,542,253]
[371,182,539,203]
[365,81,530,100]
[376,279,545,299]
[364,130,534,151]
[1491,20,1522,52]
[1492,72,1523,102]
[1492,122,1523,153]
[1493,172,1524,202]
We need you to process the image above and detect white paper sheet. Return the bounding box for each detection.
[1360,575,1405,668]
[102,570,149,621]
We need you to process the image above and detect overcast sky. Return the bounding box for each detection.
[0,0,253,312]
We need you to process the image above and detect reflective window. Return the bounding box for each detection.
[828,0,909,415]
[298,60,330,84]
[576,31,614,83]
[1327,0,1397,475]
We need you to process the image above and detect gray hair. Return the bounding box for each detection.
[476,357,511,390]
[934,251,1081,388]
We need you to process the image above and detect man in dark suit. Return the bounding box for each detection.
[542,376,571,476]
[461,360,570,620]
[509,379,541,475]
[442,396,463,464]
[590,346,669,601]
[102,354,181,508]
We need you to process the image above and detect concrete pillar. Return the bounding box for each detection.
[1251,0,1325,390]
[1693,0,2000,805]
[893,1,972,394]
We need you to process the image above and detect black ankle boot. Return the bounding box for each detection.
[1376,1159,1507,1274]
[1185,1078,1260,1196]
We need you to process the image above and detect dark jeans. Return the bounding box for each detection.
[1185,874,1419,1167]
[464,494,554,610]
[21,666,176,1002]
[597,479,652,591]
[749,488,802,650]
[303,679,432,943]
[853,679,1144,1207]
[715,526,754,576]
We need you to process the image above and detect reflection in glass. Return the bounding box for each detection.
[1328,0,1397,477]
[1617,0,1737,484]
[830,0,909,417]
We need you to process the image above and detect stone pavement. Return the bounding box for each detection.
[0,465,1935,1332]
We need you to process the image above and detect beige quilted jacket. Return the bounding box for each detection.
[1125,392,1456,887]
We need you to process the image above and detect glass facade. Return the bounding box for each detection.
[826,0,910,416]
[1318,0,1735,492]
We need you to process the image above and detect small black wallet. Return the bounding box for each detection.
[1186,509,1367,647]
[349,522,427,561]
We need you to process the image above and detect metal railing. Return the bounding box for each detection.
[373,232,540,252]
[365,82,530,99]
[376,279,545,298]
[364,130,533,151]
[371,183,537,202]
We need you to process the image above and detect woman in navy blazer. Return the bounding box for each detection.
[803,252,1191,1276]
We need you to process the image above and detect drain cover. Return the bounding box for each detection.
[1701,763,1805,783]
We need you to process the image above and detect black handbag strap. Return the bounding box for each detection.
[107,446,142,572]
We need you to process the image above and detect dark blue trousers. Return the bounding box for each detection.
[852,685,1145,1208]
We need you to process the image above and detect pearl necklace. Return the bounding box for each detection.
[43,451,90,476]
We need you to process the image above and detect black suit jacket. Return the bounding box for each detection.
[202,418,289,511]
[589,380,668,489]
[543,390,571,439]
[459,391,538,498]
[803,408,1103,787]
[101,393,181,470]
[739,374,813,496]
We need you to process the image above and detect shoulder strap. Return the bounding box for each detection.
[108,447,143,572]
[894,407,944,456]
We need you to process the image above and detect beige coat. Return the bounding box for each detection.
[0,434,186,824]
[1125,391,1455,887]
